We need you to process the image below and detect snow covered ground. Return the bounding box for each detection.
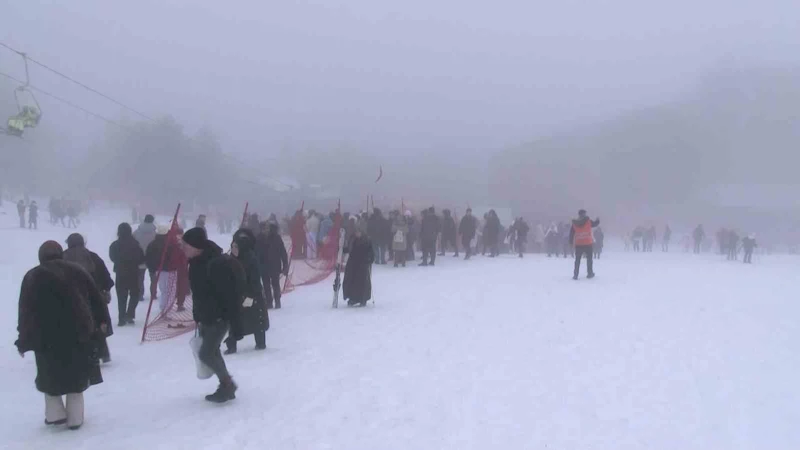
[1,204,798,450]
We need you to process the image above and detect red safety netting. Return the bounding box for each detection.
[142,201,343,342]
[282,209,342,293]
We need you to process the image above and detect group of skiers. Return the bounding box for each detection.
[625,224,758,264]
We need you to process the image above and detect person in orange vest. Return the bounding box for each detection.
[569,209,600,280]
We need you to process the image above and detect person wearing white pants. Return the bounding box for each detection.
[45,393,84,429]
[17,241,110,431]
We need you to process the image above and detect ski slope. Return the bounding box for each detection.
[0,204,798,450]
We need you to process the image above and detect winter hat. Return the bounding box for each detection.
[578,209,587,217]
[156,224,170,235]
[182,227,208,249]
[233,228,256,253]
[117,222,133,238]
[66,233,85,249]
[38,240,63,263]
[144,214,155,224]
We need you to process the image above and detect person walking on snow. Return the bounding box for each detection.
[662,225,672,252]
[133,215,157,304]
[64,233,115,363]
[109,223,145,326]
[257,222,289,309]
[593,226,605,259]
[419,207,441,266]
[180,227,242,403]
[440,209,458,257]
[29,200,39,229]
[742,234,757,264]
[225,228,268,354]
[458,208,478,260]
[16,241,111,430]
[17,199,26,228]
[391,213,409,267]
[569,209,600,279]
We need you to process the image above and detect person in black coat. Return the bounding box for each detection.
[511,218,530,258]
[343,229,374,307]
[484,210,501,257]
[109,223,145,326]
[458,209,478,259]
[367,208,388,265]
[257,222,289,309]
[225,228,269,354]
[593,227,605,259]
[181,227,243,403]
[16,241,111,430]
[439,209,458,257]
[64,233,114,363]
[419,207,441,266]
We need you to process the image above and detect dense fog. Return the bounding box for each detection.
[1,1,799,246]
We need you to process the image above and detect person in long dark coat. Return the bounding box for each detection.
[64,233,114,363]
[109,223,145,326]
[458,209,478,260]
[225,228,269,353]
[484,210,501,257]
[257,222,289,309]
[16,241,111,430]
[343,229,374,307]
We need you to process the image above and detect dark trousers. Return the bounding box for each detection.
[574,245,594,278]
[198,321,231,382]
[517,239,526,257]
[115,276,141,322]
[562,241,571,258]
[462,235,473,259]
[421,239,437,264]
[19,215,25,228]
[694,241,702,254]
[743,250,753,263]
[226,331,265,351]
[262,271,282,308]
[29,217,37,229]
[440,234,457,255]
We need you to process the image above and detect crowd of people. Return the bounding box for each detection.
[14,198,84,229]
[621,224,758,264]
[18,197,774,431]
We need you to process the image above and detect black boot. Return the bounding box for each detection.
[275,298,282,309]
[205,379,237,403]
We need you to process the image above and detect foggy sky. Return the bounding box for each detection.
[2,0,798,157]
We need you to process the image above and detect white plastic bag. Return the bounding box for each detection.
[242,297,254,308]
[190,335,214,380]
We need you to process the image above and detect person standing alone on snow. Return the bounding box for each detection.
[343,228,375,306]
[569,209,600,280]
[17,199,26,228]
[16,241,111,430]
[109,223,145,326]
[742,234,757,264]
[29,201,39,229]
[180,227,242,403]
